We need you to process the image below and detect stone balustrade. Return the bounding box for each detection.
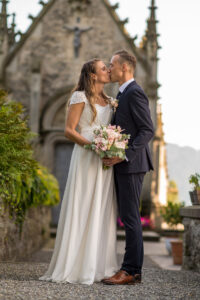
[180,205,200,272]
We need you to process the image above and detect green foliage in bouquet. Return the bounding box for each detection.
[84,125,130,169]
[0,90,60,233]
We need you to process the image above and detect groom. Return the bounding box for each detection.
[102,50,154,285]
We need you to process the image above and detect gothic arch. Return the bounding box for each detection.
[40,85,73,132]
[42,132,69,172]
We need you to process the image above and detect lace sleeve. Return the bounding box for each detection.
[69,91,88,105]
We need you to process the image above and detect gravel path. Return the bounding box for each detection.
[0,240,200,300]
[0,261,200,300]
[23,248,160,269]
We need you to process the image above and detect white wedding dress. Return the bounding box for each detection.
[39,91,118,285]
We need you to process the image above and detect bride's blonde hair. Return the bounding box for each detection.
[68,58,109,123]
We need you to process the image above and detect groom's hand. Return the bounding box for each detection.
[103,157,123,166]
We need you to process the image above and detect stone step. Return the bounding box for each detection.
[143,231,161,242]
[117,230,160,242]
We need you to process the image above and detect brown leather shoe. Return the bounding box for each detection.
[101,270,122,283]
[102,270,142,285]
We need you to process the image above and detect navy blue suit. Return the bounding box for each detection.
[112,80,154,275]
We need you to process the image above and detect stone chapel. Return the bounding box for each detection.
[0,0,168,228]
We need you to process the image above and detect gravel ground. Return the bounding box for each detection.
[0,241,199,300]
[0,261,200,300]
[23,248,160,269]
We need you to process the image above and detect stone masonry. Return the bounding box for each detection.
[180,205,200,273]
[0,0,168,226]
[0,203,51,261]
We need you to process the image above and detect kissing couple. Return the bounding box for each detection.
[39,49,154,285]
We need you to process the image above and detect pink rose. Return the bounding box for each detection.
[114,141,126,149]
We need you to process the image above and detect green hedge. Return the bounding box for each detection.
[0,90,60,232]
[160,181,184,228]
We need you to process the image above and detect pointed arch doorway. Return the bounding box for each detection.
[40,87,74,225]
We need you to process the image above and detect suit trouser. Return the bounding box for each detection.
[114,171,145,275]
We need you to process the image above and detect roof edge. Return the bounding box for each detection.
[3,0,56,68]
[4,0,150,73]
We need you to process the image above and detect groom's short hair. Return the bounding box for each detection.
[114,50,136,70]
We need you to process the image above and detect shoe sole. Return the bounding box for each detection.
[103,280,142,285]
[128,280,142,285]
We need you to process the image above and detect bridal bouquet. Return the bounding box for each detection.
[84,124,130,169]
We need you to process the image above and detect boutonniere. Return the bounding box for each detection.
[109,97,119,113]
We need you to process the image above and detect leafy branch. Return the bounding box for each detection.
[0,90,59,234]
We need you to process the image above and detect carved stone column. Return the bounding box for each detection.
[29,60,41,133]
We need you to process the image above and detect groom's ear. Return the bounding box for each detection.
[122,62,127,72]
[122,62,133,73]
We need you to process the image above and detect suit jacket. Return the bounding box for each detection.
[112,81,154,174]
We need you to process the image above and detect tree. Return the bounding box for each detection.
[0,90,59,233]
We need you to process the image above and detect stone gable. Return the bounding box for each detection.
[1,0,164,225]
[5,0,142,110]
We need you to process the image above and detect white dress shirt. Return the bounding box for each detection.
[119,78,135,94]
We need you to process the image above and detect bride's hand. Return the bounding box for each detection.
[102,157,123,166]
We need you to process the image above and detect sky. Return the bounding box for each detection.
[6,0,200,150]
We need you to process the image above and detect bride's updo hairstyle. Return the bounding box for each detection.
[73,58,108,123]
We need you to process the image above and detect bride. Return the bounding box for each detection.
[39,58,118,285]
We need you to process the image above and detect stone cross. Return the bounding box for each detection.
[63,24,92,57]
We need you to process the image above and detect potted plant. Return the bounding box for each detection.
[189,173,200,205]
[160,182,185,265]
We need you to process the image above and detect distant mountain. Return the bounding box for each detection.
[166,143,200,205]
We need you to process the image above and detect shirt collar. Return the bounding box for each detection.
[119,78,134,94]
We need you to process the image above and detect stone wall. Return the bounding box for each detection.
[3,0,160,225]
[5,0,136,111]
[0,204,51,261]
[180,206,200,273]
[5,0,147,174]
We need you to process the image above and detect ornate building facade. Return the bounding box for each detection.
[0,0,168,228]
